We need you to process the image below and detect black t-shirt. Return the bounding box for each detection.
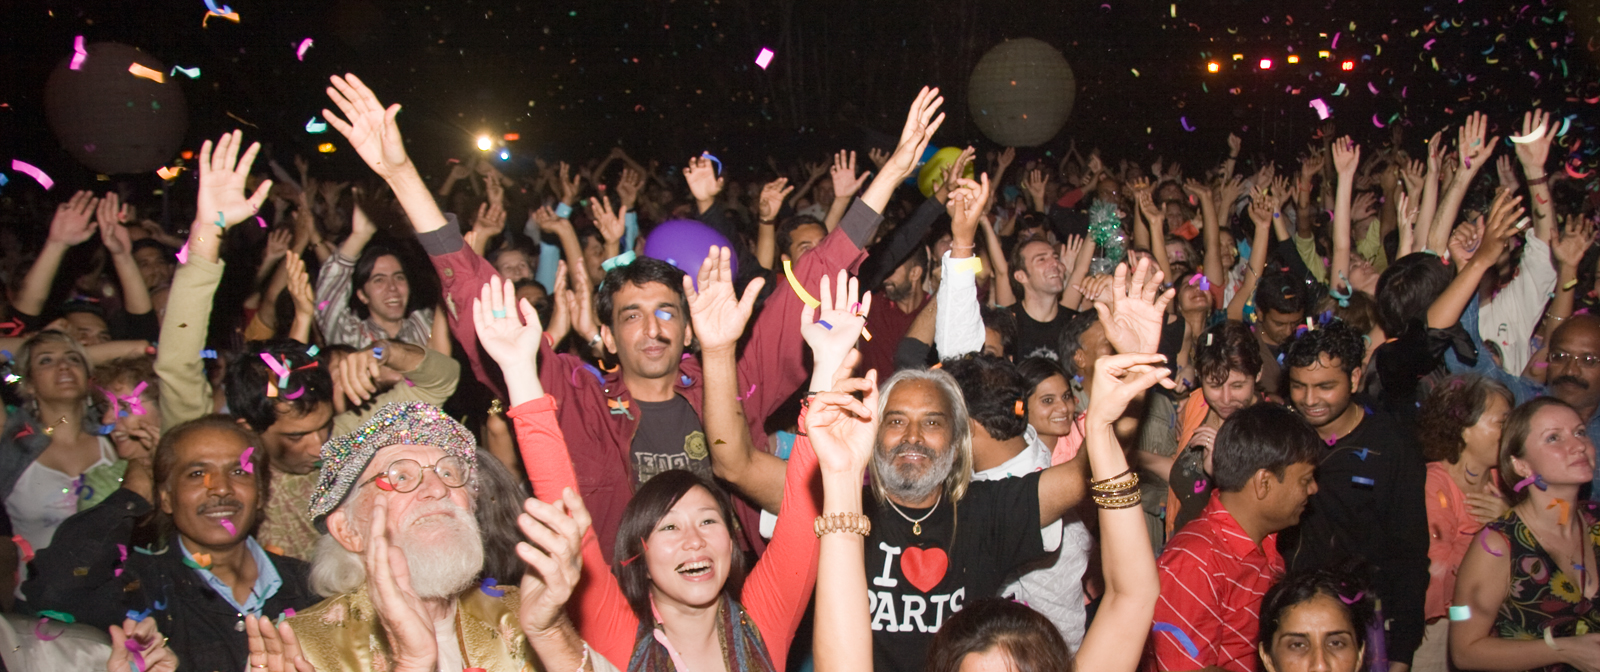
[1009,304,1076,360]
[865,472,1048,672]
[629,396,712,484]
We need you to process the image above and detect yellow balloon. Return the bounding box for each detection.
[917,147,975,197]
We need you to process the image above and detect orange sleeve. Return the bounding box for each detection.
[738,421,823,671]
[508,397,639,667]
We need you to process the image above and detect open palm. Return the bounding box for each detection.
[1093,258,1172,355]
[474,275,544,373]
[323,74,412,179]
[195,130,273,231]
[687,246,764,352]
[802,271,873,375]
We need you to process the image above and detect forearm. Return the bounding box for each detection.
[813,470,869,672]
[155,259,223,430]
[16,242,69,315]
[1130,208,1151,251]
[1202,207,1223,286]
[1451,634,1568,671]
[524,619,591,672]
[1428,258,1492,329]
[1059,240,1095,310]
[1430,175,1475,252]
[1418,172,1441,250]
[1332,177,1354,291]
[823,194,850,232]
[1543,263,1579,339]
[110,253,153,315]
[755,222,776,270]
[980,223,1015,307]
[704,345,783,513]
[388,168,452,234]
[1071,421,1157,671]
[935,254,985,358]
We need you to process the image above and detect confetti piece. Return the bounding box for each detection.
[316,300,330,311]
[156,166,182,180]
[1449,605,1472,621]
[125,637,146,672]
[38,610,74,624]
[1179,116,1196,132]
[283,386,305,400]
[1351,476,1375,487]
[11,160,53,190]
[305,117,328,133]
[1186,274,1211,291]
[266,381,277,398]
[259,352,291,379]
[125,609,151,622]
[219,518,236,535]
[1511,122,1548,144]
[70,36,87,70]
[169,66,200,79]
[374,475,395,491]
[1309,98,1331,120]
[183,552,212,570]
[240,446,254,473]
[12,535,34,563]
[1339,590,1365,604]
[296,38,314,61]
[782,260,821,308]
[1194,479,1207,494]
[861,325,873,341]
[1512,473,1542,492]
[480,577,506,597]
[1438,491,1449,509]
[317,143,336,154]
[1371,114,1386,129]
[202,10,240,27]
[1546,626,1558,649]
[818,320,833,330]
[306,345,320,357]
[1352,448,1372,461]
[1565,279,1579,291]
[755,47,775,69]
[175,242,189,264]
[128,63,165,83]
[34,619,65,641]
[1152,623,1200,659]
[1550,498,1571,526]
[654,309,673,321]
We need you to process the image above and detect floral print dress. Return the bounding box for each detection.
[1484,506,1600,672]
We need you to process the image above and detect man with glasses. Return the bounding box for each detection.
[1450,312,1600,491]
[279,401,545,671]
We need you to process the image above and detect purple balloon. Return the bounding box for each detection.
[641,219,735,286]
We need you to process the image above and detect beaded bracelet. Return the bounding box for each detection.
[814,512,872,538]
[1092,491,1143,509]
[1092,472,1140,493]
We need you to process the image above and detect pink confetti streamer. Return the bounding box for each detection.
[1372,114,1386,128]
[283,386,305,400]
[1331,32,1340,49]
[755,47,774,70]
[239,446,254,473]
[255,216,267,228]
[176,242,189,264]
[1309,98,1331,120]
[218,518,236,536]
[70,36,87,70]
[258,352,291,378]
[124,638,146,672]
[11,160,53,190]
[296,38,314,61]
[34,619,64,641]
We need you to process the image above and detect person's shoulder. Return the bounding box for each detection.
[1160,516,1224,565]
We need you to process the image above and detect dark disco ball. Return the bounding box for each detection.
[44,42,188,175]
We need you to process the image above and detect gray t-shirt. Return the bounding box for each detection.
[630,396,712,484]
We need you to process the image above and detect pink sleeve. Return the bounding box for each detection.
[508,397,640,666]
[740,421,823,670]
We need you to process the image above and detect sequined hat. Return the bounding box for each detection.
[308,401,479,532]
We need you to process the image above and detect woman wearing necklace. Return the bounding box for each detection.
[1412,374,1512,670]
[1451,397,1600,672]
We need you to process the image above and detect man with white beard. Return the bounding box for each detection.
[280,401,540,672]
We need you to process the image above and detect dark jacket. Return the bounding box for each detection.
[21,488,318,672]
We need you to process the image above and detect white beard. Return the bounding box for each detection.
[391,503,485,599]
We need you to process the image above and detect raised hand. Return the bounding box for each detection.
[264,227,292,262]
[1227,132,1243,158]
[284,251,315,318]
[97,196,135,257]
[516,489,589,639]
[945,173,991,245]
[683,155,725,207]
[588,196,627,245]
[996,146,1016,176]
[1456,111,1496,176]
[1350,191,1379,222]
[1512,108,1555,175]
[1300,149,1326,180]
[557,162,583,206]
[1247,187,1275,229]
[805,363,881,479]
[110,617,179,672]
[1495,155,1519,189]
[933,146,975,204]
[801,271,873,388]
[878,87,946,183]
[1093,258,1173,355]
[1024,169,1049,209]
[472,200,507,244]
[830,150,871,200]
[244,614,315,672]
[867,147,890,170]
[1331,136,1361,176]
[1396,191,1419,255]
[758,177,793,223]
[474,275,544,381]
[1553,217,1595,269]
[1400,158,1426,196]
[615,167,645,210]
[686,246,766,353]
[1473,188,1526,266]
[323,74,411,179]
[1085,352,1176,426]
[532,205,572,236]
[364,496,440,672]
[193,131,273,262]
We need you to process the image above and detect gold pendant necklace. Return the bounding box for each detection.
[885,492,942,536]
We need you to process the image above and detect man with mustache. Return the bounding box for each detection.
[22,416,317,672]
[1281,320,1428,672]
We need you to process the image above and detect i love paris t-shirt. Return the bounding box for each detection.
[862,471,1048,672]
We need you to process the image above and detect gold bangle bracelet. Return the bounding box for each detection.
[1092,473,1140,493]
[814,512,872,538]
[1092,492,1143,509]
[1090,467,1133,487]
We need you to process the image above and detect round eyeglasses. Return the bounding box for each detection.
[360,455,471,493]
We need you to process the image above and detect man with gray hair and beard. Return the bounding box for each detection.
[860,365,1094,671]
[255,401,612,672]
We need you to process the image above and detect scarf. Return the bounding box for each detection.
[626,596,774,672]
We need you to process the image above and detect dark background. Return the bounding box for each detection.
[2,0,1597,198]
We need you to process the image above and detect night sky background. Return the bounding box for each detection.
[2,0,1598,197]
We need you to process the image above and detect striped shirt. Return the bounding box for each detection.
[1143,493,1282,672]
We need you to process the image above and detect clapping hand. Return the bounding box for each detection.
[516,488,590,640]
[244,615,314,672]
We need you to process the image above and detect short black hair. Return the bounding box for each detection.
[1056,311,1101,379]
[1254,268,1307,317]
[942,354,1028,442]
[1007,238,1056,300]
[980,305,1017,357]
[1375,252,1453,338]
[1195,320,1263,388]
[1259,566,1375,663]
[60,300,108,321]
[1211,403,1322,492]
[1283,319,1367,376]
[1016,356,1066,398]
[225,339,334,433]
[595,256,687,328]
[131,239,176,263]
[775,215,825,258]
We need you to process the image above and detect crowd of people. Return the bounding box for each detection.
[0,66,1595,672]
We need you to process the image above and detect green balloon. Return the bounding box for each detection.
[916,147,975,197]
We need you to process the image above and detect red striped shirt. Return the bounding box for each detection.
[1143,494,1283,672]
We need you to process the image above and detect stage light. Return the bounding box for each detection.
[317,143,336,153]
[476,135,493,151]
[1259,58,1273,69]
[502,133,521,142]
[498,150,510,161]
[1341,60,1354,71]
[1318,50,1331,59]
[1232,53,1244,61]
[1207,62,1220,73]
[1287,54,1300,64]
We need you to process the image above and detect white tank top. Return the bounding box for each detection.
[6,437,116,553]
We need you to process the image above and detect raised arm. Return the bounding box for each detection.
[825,150,871,231]
[1428,189,1523,330]
[754,178,792,270]
[96,194,152,317]
[1330,136,1361,293]
[1228,191,1274,321]
[17,191,100,318]
[936,174,991,358]
[1430,112,1497,253]
[688,246,786,512]
[1512,108,1559,243]
[1070,352,1166,672]
[859,87,945,216]
[1416,131,1444,251]
[322,73,451,235]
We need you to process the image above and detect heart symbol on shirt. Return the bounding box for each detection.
[900,546,949,593]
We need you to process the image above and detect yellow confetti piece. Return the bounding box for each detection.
[202,10,240,27]
[1563,278,1579,291]
[127,63,165,83]
[156,166,182,180]
[862,325,873,341]
[781,260,821,308]
[1437,491,1449,509]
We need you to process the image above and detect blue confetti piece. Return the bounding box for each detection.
[1152,622,1200,659]
[1351,476,1375,487]
[680,374,693,387]
[1353,448,1371,461]
[125,609,151,622]
[818,320,833,330]
[199,349,217,359]
[0,350,11,361]
[0,174,8,187]
[480,577,505,598]
[700,151,723,175]
[654,309,673,321]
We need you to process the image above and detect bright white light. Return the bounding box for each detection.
[498,150,510,160]
[476,136,493,151]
